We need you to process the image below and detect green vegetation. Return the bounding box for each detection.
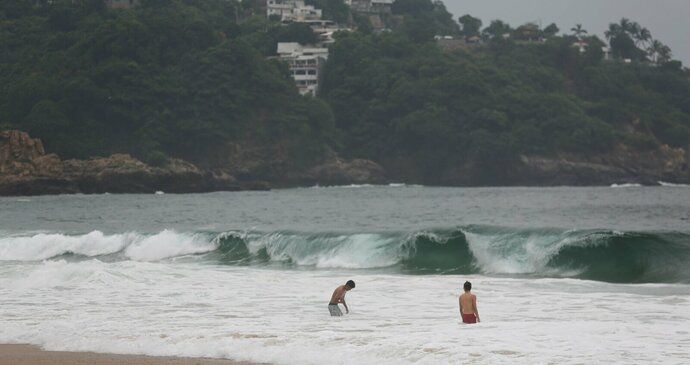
[0,0,332,166]
[305,0,349,24]
[321,8,689,177]
[1,0,689,182]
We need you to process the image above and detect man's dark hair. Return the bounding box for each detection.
[346,280,356,288]
[463,281,472,291]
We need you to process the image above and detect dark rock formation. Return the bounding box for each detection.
[0,131,243,196]
[0,131,387,195]
[3,130,687,195]
[208,142,387,187]
[434,143,690,187]
[515,144,690,186]
[308,158,386,186]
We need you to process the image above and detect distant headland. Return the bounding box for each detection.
[0,0,688,195]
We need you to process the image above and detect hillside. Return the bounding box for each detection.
[1,0,689,194]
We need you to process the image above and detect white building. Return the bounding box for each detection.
[572,40,588,53]
[300,20,353,44]
[371,0,394,13]
[267,0,294,19]
[602,46,613,61]
[267,0,322,22]
[277,42,329,96]
[346,0,393,13]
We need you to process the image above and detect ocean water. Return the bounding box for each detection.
[1,186,689,364]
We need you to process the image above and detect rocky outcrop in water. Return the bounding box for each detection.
[0,131,242,195]
[206,141,386,187]
[0,131,388,195]
[516,144,689,186]
[308,158,386,186]
[432,143,690,186]
[2,130,688,195]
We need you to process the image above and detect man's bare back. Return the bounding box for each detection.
[459,281,479,323]
[459,293,477,314]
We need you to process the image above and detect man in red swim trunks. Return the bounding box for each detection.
[459,281,480,324]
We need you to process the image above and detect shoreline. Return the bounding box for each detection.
[2,179,689,197]
[0,344,261,365]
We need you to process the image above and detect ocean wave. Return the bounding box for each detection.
[610,183,643,188]
[309,183,419,189]
[0,230,215,262]
[658,181,690,187]
[1,227,689,283]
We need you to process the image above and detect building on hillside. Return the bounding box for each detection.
[105,0,139,9]
[267,0,322,22]
[277,42,329,96]
[346,0,370,12]
[602,46,613,61]
[299,19,336,28]
[346,0,392,14]
[371,0,394,14]
[572,40,588,53]
[267,0,294,19]
[291,4,322,22]
[513,23,542,42]
[300,20,353,44]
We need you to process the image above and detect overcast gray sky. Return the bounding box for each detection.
[444,0,690,65]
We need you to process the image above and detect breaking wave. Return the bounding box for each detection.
[1,226,689,283]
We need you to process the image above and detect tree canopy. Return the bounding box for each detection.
[1,0,688,184]
[0,0,333,166]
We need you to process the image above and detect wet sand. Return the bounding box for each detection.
[0,344,260,365]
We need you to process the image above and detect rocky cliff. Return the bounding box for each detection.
[429,143,690,186]
[2,130,688,196]
[0,131,388,195]
[0,130,241,195]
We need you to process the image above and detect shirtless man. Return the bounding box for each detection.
[459,281,480,324]
[328,280,355,316]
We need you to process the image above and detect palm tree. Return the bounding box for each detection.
[571,24,587,40]
[637,27,652,48]
[630,22,642,39]
[605,23,621,41]
[648,40,672,64]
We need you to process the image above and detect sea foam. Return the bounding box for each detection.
[0,230,215,262]
[1,264,688,365]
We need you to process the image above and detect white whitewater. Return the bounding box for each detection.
[0,230,216,262]
[1,261,688,364]
[610,183,643,188]
[2,186,689,364]
[658,181,690,187]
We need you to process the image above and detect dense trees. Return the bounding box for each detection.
[482,20,512,40]
[1,0,688,182]
[603,18,672,65]
[393,0,459,39]
[321,8,690,177]
[305,0,349,24]
[458,14,481,38]
[0,0,332,164]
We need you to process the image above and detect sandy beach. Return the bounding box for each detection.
[0,345,258,365]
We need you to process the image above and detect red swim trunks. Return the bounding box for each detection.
[462,313,477,324]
